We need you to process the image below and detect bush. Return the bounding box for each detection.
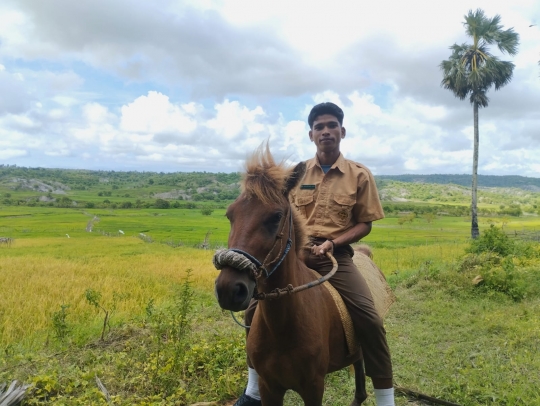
[154,199,170,209]
[478,257,527,301]
[460,252,502,272]
[200,208,214,216]
[467,225,514,256]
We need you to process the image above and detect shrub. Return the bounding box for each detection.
[200,208,214,216]
[51,304,71,342]
[467,225,514,257]
[154,199,170,209]
[460,252,501,272]
[478,257,527,301]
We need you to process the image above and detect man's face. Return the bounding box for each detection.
[309,114,346,154]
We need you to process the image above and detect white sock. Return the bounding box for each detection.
[374,388,395,406]
[245,367,261,400]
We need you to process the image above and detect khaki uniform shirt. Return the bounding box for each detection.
[291,153,384,241]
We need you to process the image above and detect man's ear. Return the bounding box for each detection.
[309,130,314,142]
[285,161,306,195]
[341,126,346,138]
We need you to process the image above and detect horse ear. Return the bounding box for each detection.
[285,161,306,195]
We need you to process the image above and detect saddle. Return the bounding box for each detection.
[309,251,396,355]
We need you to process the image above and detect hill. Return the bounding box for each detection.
[376,174,540,191]
[1,166,539,216]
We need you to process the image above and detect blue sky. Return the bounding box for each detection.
[1,0,539,175]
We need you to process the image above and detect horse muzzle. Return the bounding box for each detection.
[214,265,256,311]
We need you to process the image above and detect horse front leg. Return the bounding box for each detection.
[296,376,325,406]
[351,360,367,406]
[259,379,286,406]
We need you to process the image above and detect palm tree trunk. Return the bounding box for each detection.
[471,101,480,239]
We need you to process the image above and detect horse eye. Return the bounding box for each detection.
[266,212,283,225]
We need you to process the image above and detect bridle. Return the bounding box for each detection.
[228,205,293,280]
[213,205,338,302]
[213,203,338,329]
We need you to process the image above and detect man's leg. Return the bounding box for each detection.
[305,248,395,406]
[234,299,262,406]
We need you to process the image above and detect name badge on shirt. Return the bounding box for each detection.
[300,184,316,190]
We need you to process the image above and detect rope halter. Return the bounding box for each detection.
[212,206,293,280]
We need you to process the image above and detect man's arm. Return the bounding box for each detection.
[311,222,372,257]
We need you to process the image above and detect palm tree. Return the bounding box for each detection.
[440,9,519,239]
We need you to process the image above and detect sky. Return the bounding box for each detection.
[0,0,539,175]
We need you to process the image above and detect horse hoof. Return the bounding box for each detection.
[350,396,367,406]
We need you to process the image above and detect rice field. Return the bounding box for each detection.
[0,237,217,348]
[1,207,538,349]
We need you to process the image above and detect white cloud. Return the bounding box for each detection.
[120,91,199,135]
[0,0,539,175]
[205,100,265,140]
[0,148,27,159]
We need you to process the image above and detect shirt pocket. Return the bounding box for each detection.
[329,193,356,226]
[294,191,314,218]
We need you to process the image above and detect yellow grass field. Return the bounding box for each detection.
[0,236,466,349]
[0,237,217,348]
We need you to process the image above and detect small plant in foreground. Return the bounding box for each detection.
[51,304,71,342]
[85,289,127,341]
[146,269,195,396]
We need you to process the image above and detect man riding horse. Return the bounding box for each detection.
[235,102,395,406]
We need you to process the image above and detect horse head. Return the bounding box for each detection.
[214,144,306,311]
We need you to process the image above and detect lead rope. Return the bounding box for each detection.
[230,310,251,329]
[220,252,339,329]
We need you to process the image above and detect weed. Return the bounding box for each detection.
[51,304,71,342]
[85,289,127,341]
[146,269,195,396]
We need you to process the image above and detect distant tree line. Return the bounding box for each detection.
[2,165,540,192]
[376,174,540,190]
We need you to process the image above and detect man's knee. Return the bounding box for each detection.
[347,303,385,333]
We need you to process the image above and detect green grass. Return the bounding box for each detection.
[2,205,539,246]
[0,206,231,243]
[1,205,540,405]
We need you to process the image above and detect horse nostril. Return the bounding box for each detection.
[233,282,248,304]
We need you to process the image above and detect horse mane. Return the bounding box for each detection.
[242,143,308,253]
[242,143,289,206]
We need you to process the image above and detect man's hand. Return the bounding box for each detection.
[311,240,334,258]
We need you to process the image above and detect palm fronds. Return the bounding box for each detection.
[440,8,519,107]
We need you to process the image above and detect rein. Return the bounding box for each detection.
[254,251,338,300]
[228,252,338,329]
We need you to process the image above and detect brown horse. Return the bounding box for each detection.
[214,146,366,406]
